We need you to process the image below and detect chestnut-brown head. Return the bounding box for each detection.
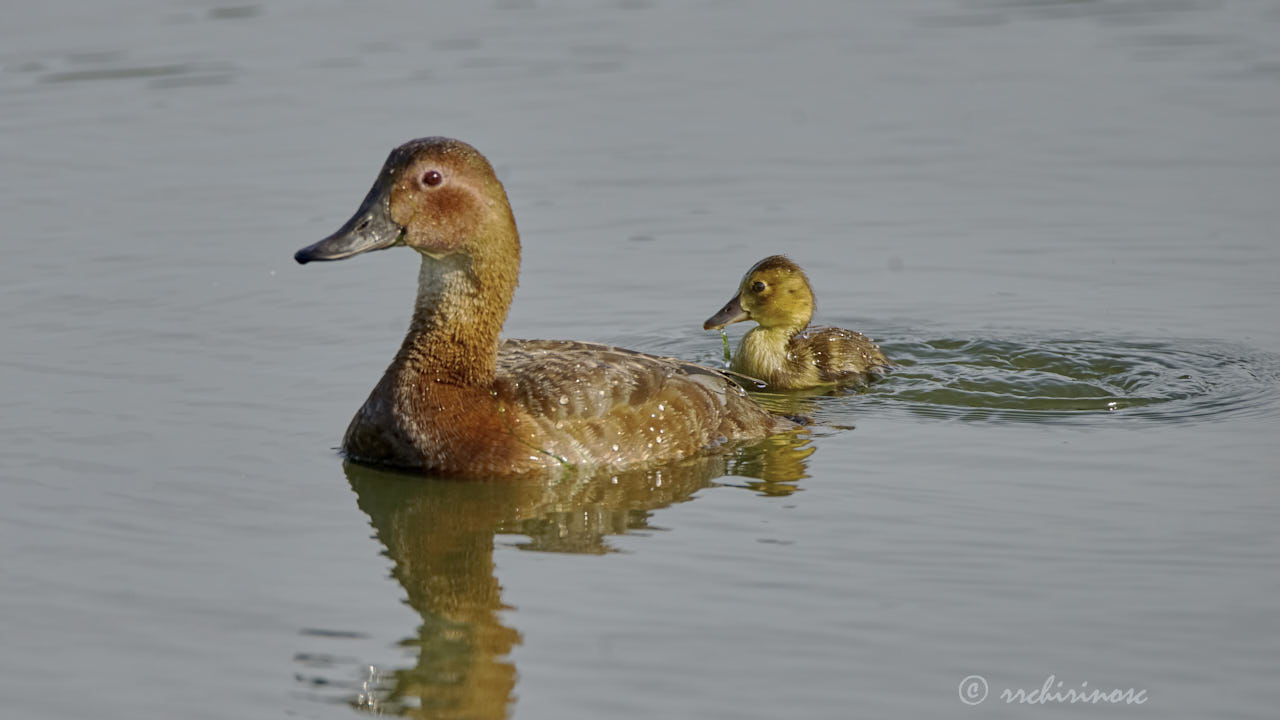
[295,137,517,264]
[703,255,815,332]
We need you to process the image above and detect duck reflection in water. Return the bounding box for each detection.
[328,433,812,718]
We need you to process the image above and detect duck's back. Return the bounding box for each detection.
[791,326,890,386]
[493,339,791,468]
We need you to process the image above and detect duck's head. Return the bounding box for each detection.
[295,137,517,266]
[703,255,815,332]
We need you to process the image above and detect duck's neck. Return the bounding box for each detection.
[392,248,516,386]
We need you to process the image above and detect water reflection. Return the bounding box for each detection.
[338,433,812,718]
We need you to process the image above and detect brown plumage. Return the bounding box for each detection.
[703,255,891,390]
[296,137,792,476]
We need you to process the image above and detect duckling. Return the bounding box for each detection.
[703,255,890,390]
[295,137,792,476]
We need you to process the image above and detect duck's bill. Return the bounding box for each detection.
[703,294,749,330]
[294,184,404,264]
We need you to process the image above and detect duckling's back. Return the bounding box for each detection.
[791,326,890,387]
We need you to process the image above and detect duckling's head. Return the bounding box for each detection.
[703,255,815,332]
[295,137,517,266]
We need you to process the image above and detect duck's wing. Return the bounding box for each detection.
[795,327,893,383]
[493,339,791,467]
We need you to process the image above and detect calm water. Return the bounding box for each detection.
[3,1,1279,718]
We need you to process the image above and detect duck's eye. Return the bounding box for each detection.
[421,170,443,188]
[751,280,767,293]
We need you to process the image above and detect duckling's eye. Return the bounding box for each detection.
[421,170,443,188]
[751,280,767,293]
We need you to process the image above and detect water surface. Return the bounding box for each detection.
[2,1,1278,718]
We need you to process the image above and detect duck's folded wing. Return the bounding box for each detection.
[797,327,892,383]
[493,339,789,466]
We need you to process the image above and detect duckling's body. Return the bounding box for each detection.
[704,255,890,391]
[734,325,889,390]
[297,137,790,476]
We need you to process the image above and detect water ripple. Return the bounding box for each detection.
[863,334,1280,424]
[637,331,1280,426]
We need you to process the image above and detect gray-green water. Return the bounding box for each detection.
[3,1,1279,719]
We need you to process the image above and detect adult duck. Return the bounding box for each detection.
[295,137,791,476]
[704,255,890,390]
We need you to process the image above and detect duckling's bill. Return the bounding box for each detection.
[295,180,404,264]
[703,293,749,330]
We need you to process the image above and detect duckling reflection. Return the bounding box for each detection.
[340,434,812,718]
